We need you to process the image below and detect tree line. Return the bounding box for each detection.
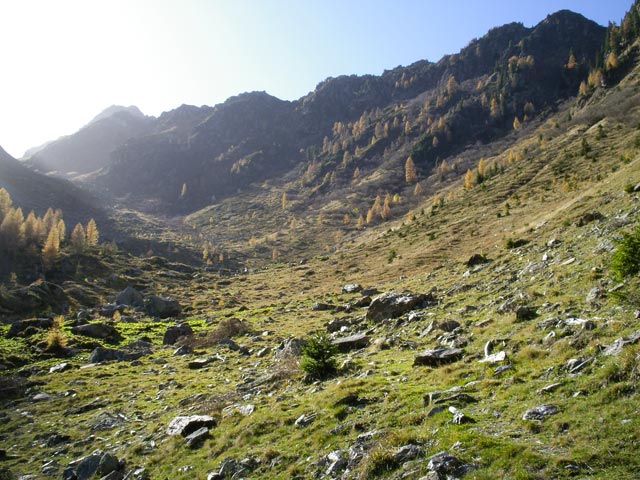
[0,188,99,272]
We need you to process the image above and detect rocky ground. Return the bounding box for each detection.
[2,38,640,480]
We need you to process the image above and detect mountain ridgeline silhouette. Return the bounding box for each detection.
[23,10,605,214]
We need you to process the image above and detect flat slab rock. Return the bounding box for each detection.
[332,333,370,352]
[414,347,464,367]
[167,415,217,436]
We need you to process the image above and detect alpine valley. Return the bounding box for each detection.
[1,3,640,479]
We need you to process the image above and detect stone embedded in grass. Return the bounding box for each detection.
[366,291,435,322]
[167,415,217,436]
[6,318,53,338]
[163,323,193,345]
[602,329,640,356]
[449,406,476,424]
[87,340,152,363]
[479,351,506,364]
[438,320,461,332]
[515,306,536,322]
[413,347,464,367]
[294,412,316,427]
[427,451,474,477]
[522,404,558,421]
[312,302,335,311]
[185,426,210,448]
[466,253,489,267]
[49,362,73,374]
[341,283,362,294]
[63,450,121,480]
[331,333,370,352]
[393,443,424,463]
[71,323,120,341]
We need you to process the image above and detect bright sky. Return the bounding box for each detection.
[0,0,632,158]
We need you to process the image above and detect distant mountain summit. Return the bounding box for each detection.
[24,105,153,176]
[87,105,146,126]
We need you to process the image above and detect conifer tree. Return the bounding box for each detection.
[464,169,474,190]
[0,188,12,219]
[42,227,60,269]
[70,223,86,254]
[605,51,619,70]
[56,219,66,243]
[85,218,99,247]
[405,156,418,184]
[413,183,423,196]
[0,207,25,249]
[381,194,391,220]
[513,117,522,130]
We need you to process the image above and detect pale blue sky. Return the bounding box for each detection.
[0,0,632,157]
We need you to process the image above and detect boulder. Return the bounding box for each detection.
[414,347,464,367]
[515,306,536,322]
[0,281,67,315]
[312,302,334,311]
[522,404,558,421]
[163,323,194,345]
[6,318,53,338]
[427,451,474,477]
[144,295,182,318]
[466,253,488,267]
[273,337,306,359]
[332,333,370,352]
[576,211,603,227]
[71,323,120,341]
[167,415,217,436]
[64,450,120,480]
[88,340,152,363]
[327,318,350,333]
[393,444,424,463]
[366,291,435,322]
[341,283,362,294]
[185,426,210,448]
[115,287,144,308]
[438,320,461,332]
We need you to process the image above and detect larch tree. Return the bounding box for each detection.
[0,207,25,249]
[85,218,99,247]
[180,182,188,199]
[42,227,60,269]
[56,219,66,243]
[413,183,423,196]
[464,169,474,190]
[0,188,12,219]
[605,51,619,70]
[23,211,40,246]
[513,116,522,130]
[381,194,391,220]
[70,223,86,254]
[405,156,418,184]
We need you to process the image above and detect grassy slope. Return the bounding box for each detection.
[2,63,640,480]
